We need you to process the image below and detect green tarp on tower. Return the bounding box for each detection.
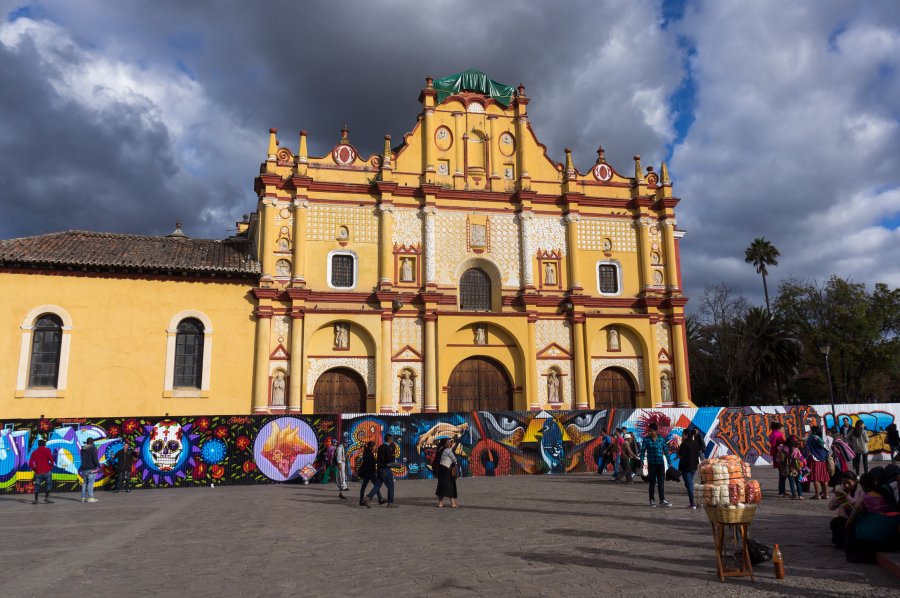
[433,69,516,107]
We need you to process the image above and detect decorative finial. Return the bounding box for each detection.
[517,83,526,96]
[596,145,606,163]
[660,161,670,184]
[634,154,644,182]
[425,75,434,88]
[340,124,349,143]
[564,148,575,179]
[267,128,278,160]
[167,221,186,238]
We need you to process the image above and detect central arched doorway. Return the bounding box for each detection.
[593,367,636,409]
[313,368,366,413]
[447,356,513,412]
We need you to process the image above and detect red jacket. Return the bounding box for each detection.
[29,446,54,475]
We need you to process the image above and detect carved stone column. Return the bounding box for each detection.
[636,218,653,289]
[662,219,680,291]
[260,198,276,280]
[423,206,437,285]
[292,199,308,283]
[518,211,534,287]
[377,204,395,286]
[252,310,272,413]
[564,212,582,290]
[424,313,438,411]
[288,313,304,412]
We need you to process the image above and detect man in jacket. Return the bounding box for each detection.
[334,438,349,500]
[847,421,869,474]
[366,434,398,508]
[79,437,101,503]
[114,441,136,492]
[321,438,337,484]
[640,423,672,507]
[28,439,54,504]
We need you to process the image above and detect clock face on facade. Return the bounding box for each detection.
[592,163,613,182]
[332,145,356,166]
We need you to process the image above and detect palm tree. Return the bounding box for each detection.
[745,237,780,310]
[738,307,800,404]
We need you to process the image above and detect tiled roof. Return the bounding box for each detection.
[0,231,260,277]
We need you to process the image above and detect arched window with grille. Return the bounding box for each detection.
[174,318,205,389]
[459,268,492,311]
[28,314,63,388]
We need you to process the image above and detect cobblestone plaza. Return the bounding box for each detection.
[3,469,896,597]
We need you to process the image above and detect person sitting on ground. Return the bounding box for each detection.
[828,471,860,549]
[844,472,900,563]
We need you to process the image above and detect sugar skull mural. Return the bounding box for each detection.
[137,420,200,484]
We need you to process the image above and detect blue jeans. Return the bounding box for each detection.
[34,472,52,497]
[612,455,621,479]
[80,470,97,499]
[682,470,696,506]
[788,475,803,497]
[368,468,395,504]
[647,463,666,501]
[359,473,381,502]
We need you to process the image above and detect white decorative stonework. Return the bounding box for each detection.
[536,319,572,353]
[423,207,437,283]
[592,358,645,392]
[518,212,534,285]
[272,316,290,341]
[532,215,568,255]
[390,362,423,408]
[434,211,520,287]
[307,358,375,394]
[656,322,671,351]
[392,317,423,353]
[308,205,378,243]
[539,360,573,406]
[578,218,637,252]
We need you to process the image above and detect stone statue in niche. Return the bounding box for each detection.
[275,259,291,277]
[651,251,661,265]
[399,371,414,404]
[271,372,286,406]
[334,323,349,349]
[547,370,561,403]
[470,224,486,247]
[337,226,349,240]
[278,237,290,252]
[661,375,671,403]
[474,325,486,345]
[602,238,613,251]
[608,327,620,351]
[400,257,414,282]
[653,270,664,285]
[544,262,556,286]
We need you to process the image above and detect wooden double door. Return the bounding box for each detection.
[593,367,636,409]
[313,368,367,414]
[447,356,513,412]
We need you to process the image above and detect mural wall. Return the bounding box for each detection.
[1,404,897,494]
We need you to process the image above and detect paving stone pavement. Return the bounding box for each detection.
[1,469,897,597]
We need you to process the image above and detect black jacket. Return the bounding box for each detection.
[358,450,377,477]
[677,439,700,473]
[79,444,100,472]
[114,447,135,472]
[376,443,395,469]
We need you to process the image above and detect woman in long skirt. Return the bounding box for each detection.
[433,438,459,508]
[806,426,830,500]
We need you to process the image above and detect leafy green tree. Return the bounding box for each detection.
[745,237,780,310]
[774,276,900,404]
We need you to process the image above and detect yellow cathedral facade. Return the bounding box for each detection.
[0,70,692,419]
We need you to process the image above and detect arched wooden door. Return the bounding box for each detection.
[447,357,513,412]
[313,368,366,413]
[593,367,636,409]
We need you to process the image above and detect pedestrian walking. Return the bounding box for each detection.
[776,435,806,500]
[640,423,671,507]
[114,441,136,492]
[28,439,54,504]
[619,431,638,483]
[677,429,701,509]
[595,431,613,477]
[366,434,398,508]
[768,421,787,497]
[805,425,830,500]
[357,441,383,507]
[847,421,869,474]
[79,437,100,503]
[839,417,852,439]
[433,438,459,508]
[321,438,337,484]
[885,423,899,461]
[609,428,624,482]
[335,438,349,500]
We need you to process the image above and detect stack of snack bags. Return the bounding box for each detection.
[695,454,762,509]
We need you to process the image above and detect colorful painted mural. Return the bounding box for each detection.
[1,404,896,494]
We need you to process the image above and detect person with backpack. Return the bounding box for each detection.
[848,421,870,474]
[777,435,806,500]
[79,437,100,503]
[677,429,701,509]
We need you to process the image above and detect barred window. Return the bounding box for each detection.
[460,268,492,311]
[330,254,355,288]
[598,264,619,295]
[174,318,204,389]
[28,314,62,388]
